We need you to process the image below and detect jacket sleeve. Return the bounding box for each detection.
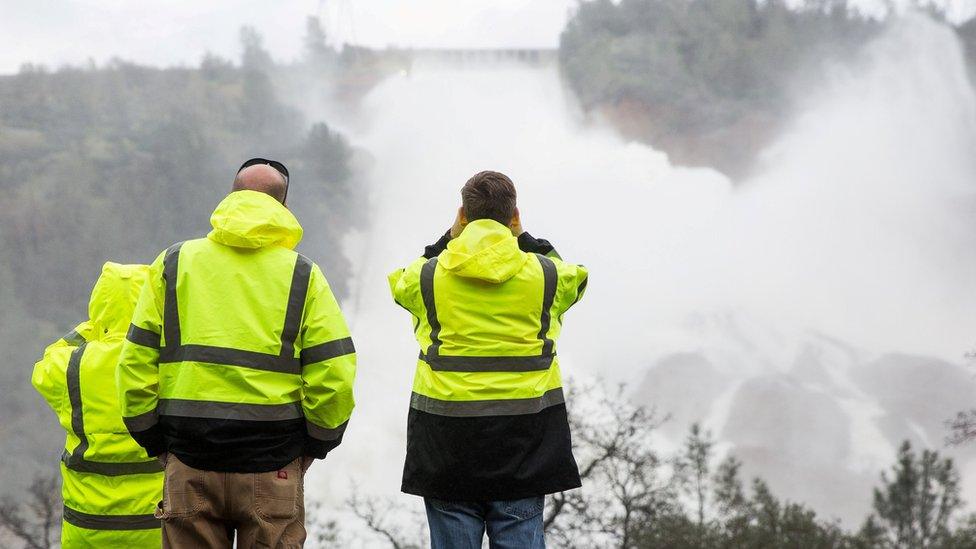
[298,264,356,459]
[423,230,452,259]
[388,257,426,321]
[116,250,167,456]
[425,229,560,259]
[31,336,79,428]
[518,231,560,259]
[56,321,93,347]
[552,258,588,319]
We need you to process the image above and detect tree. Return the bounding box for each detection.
[544,381,674,548]
[347,491,427,549]
[865,441,962,548]
[304,499,342,547]
[325,381,976,547]
[945,347,976,445]
[199,53,235,81]
[537,381,852,548]
[678,423,713,533]
[558,0,882,177]
[0,38,362,495]
[303,16,336,66]
[0,474,61,549]
[240,26,273,72]
[946,410,976,446]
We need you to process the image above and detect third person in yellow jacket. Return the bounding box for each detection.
[33,262,163,548]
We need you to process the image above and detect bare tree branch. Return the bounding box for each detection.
[0,474,60,549]
[347,490,425,549]
[946,409,976,446]
[544,379,671,548]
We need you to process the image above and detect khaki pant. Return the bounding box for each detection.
[155,455,306,548]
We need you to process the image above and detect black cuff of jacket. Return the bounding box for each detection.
[131,425,166,457]
[518,231,555,256]
[303,437,340,459]
[423,230,452,259]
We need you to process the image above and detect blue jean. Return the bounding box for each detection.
[424,496,545,549]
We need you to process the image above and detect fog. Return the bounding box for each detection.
[3,2,976,544]
[0,0,575,73]
[5,1,975,74]
[306,14,976,525]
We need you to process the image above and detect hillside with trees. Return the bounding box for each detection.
[0,24,363,497]
[558,0,976,179]
[275,386,976,548]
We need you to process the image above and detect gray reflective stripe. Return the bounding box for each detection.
[122,409,158,432]
[159,245,312,375]
[159,399,303,421]
[61,450,163,476]
[279,255,312,361]
[162,242,184,348]
[574,276,588,304]
[126,324,161,349]
[419,352,554,372]
[302,337,355,366]
[159,344,300,375]
[62,343,163,477]
[61,329,86,346]
[66,343,89,465]
[420,257,442,358]
[306,419,348,441]
[535,254,558,356]
[416,254,559,373]
[63,505,160,531]
[410,388,565,417]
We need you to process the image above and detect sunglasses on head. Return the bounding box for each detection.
[237,158,290,203]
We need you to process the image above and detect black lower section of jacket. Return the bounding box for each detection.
[401,403,582,501]
[143,416,333,473]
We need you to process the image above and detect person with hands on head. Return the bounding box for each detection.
[390,170,588,549]
[428,187,560,261]
[117,158,357,549]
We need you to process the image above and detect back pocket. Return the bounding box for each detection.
[160,455,204,519]
[254,459,301,520]
[503,497,544,521]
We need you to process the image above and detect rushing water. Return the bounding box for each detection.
[304,15,976,527]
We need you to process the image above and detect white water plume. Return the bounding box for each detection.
[305,15,976,526]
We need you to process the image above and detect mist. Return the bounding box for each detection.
[301,14,976,526]
[3,2,976,546]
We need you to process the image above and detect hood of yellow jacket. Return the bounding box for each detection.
[439,219,527,283]
[88,262,149,337]
[208,190,303,250]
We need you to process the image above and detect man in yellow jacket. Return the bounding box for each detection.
[33,262,163,548]
[389,170,588,549]
[117,159,356,548]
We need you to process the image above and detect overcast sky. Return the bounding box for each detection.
[0,0,575,74]
[1,0,974,74]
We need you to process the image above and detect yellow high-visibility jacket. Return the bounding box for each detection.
[389,219,588,500]
[117,190,356,472]
[32,262,163,548]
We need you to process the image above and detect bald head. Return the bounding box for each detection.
[233,164,287,204]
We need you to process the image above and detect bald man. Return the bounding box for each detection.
[233,163,287,201]
[118,158,357,548]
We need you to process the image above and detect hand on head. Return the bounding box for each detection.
[450,206,522,238]
[450,207,467,239]
[508,207,522,237]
